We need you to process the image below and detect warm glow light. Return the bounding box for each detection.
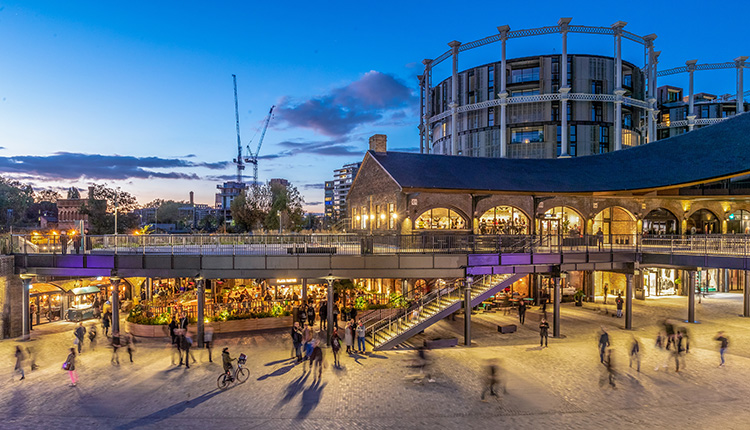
[51,231,58,235]
[68,230,77,235]
[392,213,398,219]
[380,214,386,219]
[355,215,360,221]
[369,214,374,220]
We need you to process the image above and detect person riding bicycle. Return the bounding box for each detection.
[222,347,235,378]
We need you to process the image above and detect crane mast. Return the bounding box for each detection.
[246,105,275,187]
[232,74,245,184]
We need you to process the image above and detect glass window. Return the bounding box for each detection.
[569,126,576,156]
[591,102,603,122]
[600,126,609,143]
[622,74,632,88]
[567,103,572,121]
[388,203,396,229]
[478,206,529,234]
[623,113,632,128]
[540,207,582,236]
[488,109,495,127]
[510,67,540,84]
[701,105,710,118]
[415,208,466,230]
[511,126,544,144]
[591,80,603,94]
[551,102,560,121]
[361,206,368,229]
[551,57,560,91]
[488,66,495,87]
[376,205,382,229]
[511,88,540,97]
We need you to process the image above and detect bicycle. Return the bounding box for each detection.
[217,353,249,389]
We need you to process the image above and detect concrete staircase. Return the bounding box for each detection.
[368,273,525,351]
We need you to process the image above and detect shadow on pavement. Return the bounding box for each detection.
[525,346,545,351]
[297,380,326,419]
[265,357,295,367]
[114,389,225,430]
[277,372,309,406]
[257,363,295,380]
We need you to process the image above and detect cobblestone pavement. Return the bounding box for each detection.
[2,293,750,429]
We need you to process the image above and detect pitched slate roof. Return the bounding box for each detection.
[368,112,750,194]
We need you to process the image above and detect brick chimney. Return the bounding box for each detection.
[189,191,194,205]
[369,134,387,152]
[88,186,95,199]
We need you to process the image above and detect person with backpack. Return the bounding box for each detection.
[64,347,77,387]
[331,327,342,367]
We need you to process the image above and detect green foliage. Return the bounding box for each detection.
[354,296,367,310]
[271,303,285,317]
[0,177,35,227]
[126,305,170,325]
[81,184,140,234]
[389,292,409,308]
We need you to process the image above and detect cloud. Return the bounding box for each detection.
[261,137,364,159]
[303,183,325,190]
[275,71,416,137]
[306,201,323,206]
[0,152,230,181]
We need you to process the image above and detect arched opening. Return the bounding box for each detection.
[478,206,529,234]
[643,208,679,235]
[538,206,583,237]
[727,209,750,234]
[415,208,467,230]
[687,209,719,234]
[592,206,637,244]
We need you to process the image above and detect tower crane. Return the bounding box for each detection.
[245,105,275,187]
[231,74,245,184]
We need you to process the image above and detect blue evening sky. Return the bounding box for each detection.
[0,1,747,211]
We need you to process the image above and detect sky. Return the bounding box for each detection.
[1,1,748,213]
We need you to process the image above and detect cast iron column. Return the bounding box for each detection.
[744,271,750,317]
[21,274,34,340]
[449,40,461,155]
[612,21,625,151]
[498,25,510,158]
[196,277,204,347]
[301,278,307,304]
[625,273,633,329]
[326,278,334,346]
[464,276,473,346]
[111,276,121,334]
[686,60,697,131]
[553,277,561,337]
[736,57,747,114]
[559,18,571,157]
[687,271,695,323]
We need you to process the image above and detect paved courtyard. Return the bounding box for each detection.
[2,293,750,429]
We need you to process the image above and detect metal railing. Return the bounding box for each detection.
[11,233,750,259]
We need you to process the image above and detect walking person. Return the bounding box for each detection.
[111,331,121,365]
[598,327,610,363]
[125,332,136,363]
[64,347,77,387]
[88,324,97,350]
[518,300,526,325]
[102,311,111,337]
[179,312,189,331]
[319,302,327,331]
[715,331,729,367]
[298,306,307,328]
[629,336,641,372]
[481,360,501,401]
[15,346,25,381]
[310,339,324,382]
[180,331,195,368]
[204,326,214,363]
[168,315,178,346]
[291,322,303,362]
[344,321,354,354]
[74,322,86,354]
[307,303,316,327]
[697,285,702,304]
[416,346,434,383]
[615,294,624,318]
[596,227,604,251]
[331,328,342,367]
[332,304,340,329]
[539,318,549,348]
[604,348,616,389]
[356,320,366,353]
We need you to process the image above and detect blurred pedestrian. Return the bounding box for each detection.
[715,331,729,367]
[332,304,340,329]
[88,324,97,350]
[299,306,307,328]
[416,346,434,383]
[180,331,195,368]
[356,320,366,353]
[168,315,178,345]
[307,303,316,327]
[125,332,136,363]
[64,347,77,387]
[111,331,121,365]
[654,331,669,371]
[331,328,341,367]
[604,348,616,389]
[14,346,25,381]
[518,300,526,325]
[603,284,609,304]
[172,329,183,365]
[345,320,354,354]
[204,326,214,363]
[26,347,38,371]
[615,294,624,318]
[629,336,641,372]
[310,339,324,382]
[179,312,189,331]
[598,327,610,363]
[74,322,86,354]
[481,360,503,401]
[102,311,111,337]
[539,318,549,347]
[292,322,303,362]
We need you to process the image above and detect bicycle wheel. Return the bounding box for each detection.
[217,374,230,390]
[236,367,250,383]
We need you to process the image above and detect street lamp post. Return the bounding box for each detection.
[196,275,205,347]
[464,275,473,346]
[323,274,337,346]
[110,276,121,334]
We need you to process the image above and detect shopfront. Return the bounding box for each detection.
[479,206,529,234]
[66,285,100,322]
[592,206,637,244]
[687,209,720,234]
[643,208,679,235]
[415,208,467,230]
[29,283,65,325]
[727,210,750,234]
[643,268,680,297]
[538,207,583,237]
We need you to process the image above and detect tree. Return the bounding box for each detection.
[66,187,81,199]
[81,183,139,234]
[0,177,34,228]
[196,213,220,232]
[231,189,270,232]
[263,182,305,232]
[35,189,61,203]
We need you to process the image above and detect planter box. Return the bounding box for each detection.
[125,315,294,338]
[497,324,517,334]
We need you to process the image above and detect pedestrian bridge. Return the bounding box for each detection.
[11,233,750,278]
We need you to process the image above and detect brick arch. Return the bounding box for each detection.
[413,205,471,230]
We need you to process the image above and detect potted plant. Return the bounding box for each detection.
[573,289,584,306]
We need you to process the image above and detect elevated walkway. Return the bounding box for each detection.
[367,273,524,350]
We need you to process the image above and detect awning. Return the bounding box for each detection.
[30,283,63,295]
[71,286,100,295]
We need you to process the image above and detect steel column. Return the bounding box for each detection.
[498,25,510,158]
[737,57,748,114]
[111,277,121,334]
[625,273,633,329]
[553,277,561,337]
[326,278,334,345]
[464,276,473,346]
[423,59,432,154]
[687,60,697,131]
[744,271,750,317]
[21,275,33,340]
[613,21,625,151]
[449,41,461,155]
[196,277,205,347]
[419,75,425,153]
[687,271,695,323]
[559,18,571,157]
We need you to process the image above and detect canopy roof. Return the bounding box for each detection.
[367,113,750,194]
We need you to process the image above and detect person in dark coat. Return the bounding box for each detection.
[615,294,624,318]
[598,327,610,363]
[539,318,549,347]
[518,300,527,325]
[179,313,189,331]
[74,323,86,354]
[291,322,303,362]
[319,302,327,331]
[64,347,77,387]
[168,316,178,345]
[307,303,316,327]
[331,328,342,367]
[102,311,111,337]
